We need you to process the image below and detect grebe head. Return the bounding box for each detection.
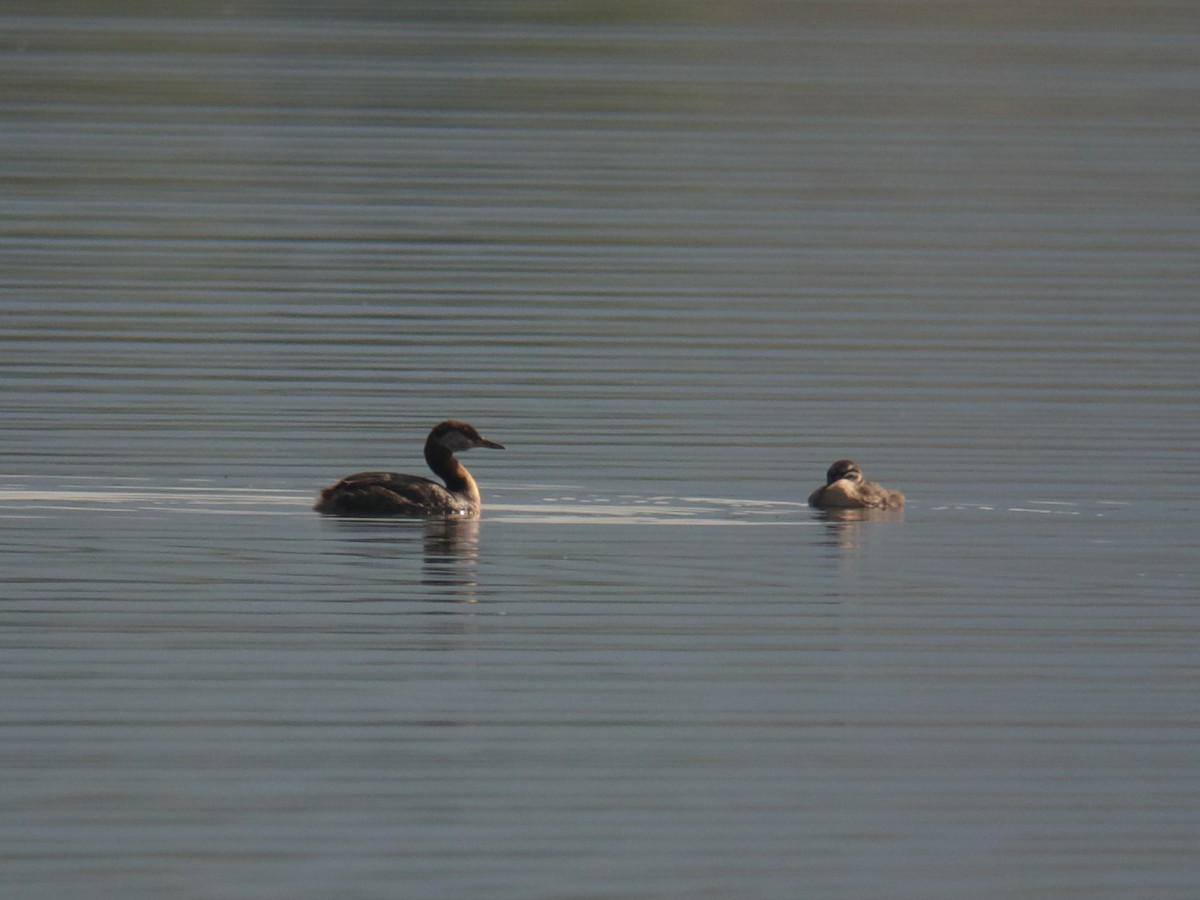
[825,459,862,485]
[430,419,505,453]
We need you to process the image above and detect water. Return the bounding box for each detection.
[2,6,1199,899]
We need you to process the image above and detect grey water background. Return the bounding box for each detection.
[2,4,1199,898]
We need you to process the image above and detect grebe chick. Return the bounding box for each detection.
[808,459,904,510]
[314,419,504,516]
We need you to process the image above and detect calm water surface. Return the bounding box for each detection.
[2,5,1199,899]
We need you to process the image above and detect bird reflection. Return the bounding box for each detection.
[318,515,483,604]
[813,506,904,551]
[420,515,481,601]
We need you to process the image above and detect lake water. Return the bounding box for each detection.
[2,5,1198,899]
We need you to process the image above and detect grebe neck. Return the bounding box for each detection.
[424,435,479,501]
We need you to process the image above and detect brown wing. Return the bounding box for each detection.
[313,472,461,515]
[859,481,904,509]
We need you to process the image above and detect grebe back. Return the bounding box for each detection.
[808,459,904,509]
[314,419,504,516]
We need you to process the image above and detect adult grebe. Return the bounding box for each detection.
[808,459,904,510]
[314,419,504,516]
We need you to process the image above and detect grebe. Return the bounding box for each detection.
[314,419,504,516]
[808,459,904,510]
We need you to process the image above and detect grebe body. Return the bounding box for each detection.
[315,419,503,516]
[808,459,904,510]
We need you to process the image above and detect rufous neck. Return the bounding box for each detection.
[424,438,480,501]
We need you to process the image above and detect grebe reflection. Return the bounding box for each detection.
[808,459,904,510]
[314,419,503,516]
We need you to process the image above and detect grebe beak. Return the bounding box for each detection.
[480,438,505,450]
